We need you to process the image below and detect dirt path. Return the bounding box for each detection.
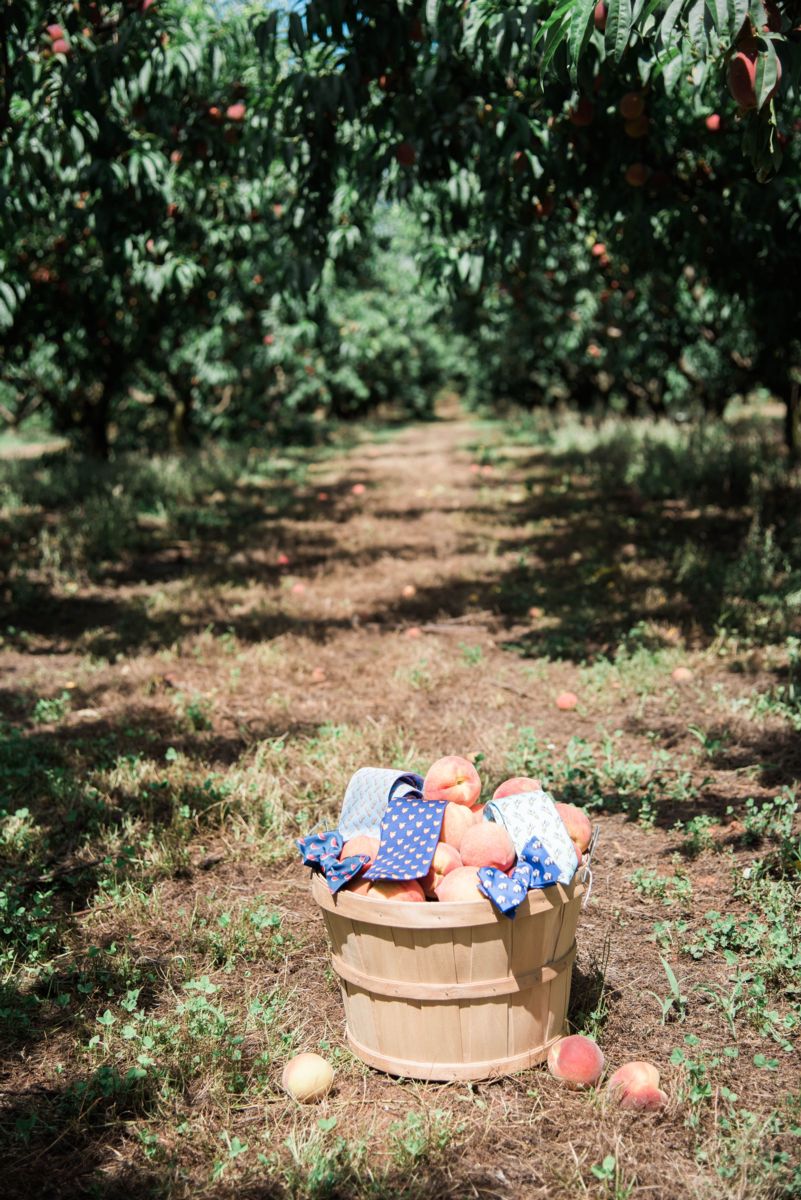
[1,410,798,1199]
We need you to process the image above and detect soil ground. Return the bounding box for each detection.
[0,407,799,1199]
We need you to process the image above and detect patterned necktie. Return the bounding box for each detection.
[364,794,446,881]
[483,790,578,883]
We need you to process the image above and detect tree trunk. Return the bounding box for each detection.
[86,396,110,459]
[168,378,193,451]
[786,378,800,464]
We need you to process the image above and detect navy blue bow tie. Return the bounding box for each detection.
[297,830,370,893]
[478,835,560,916]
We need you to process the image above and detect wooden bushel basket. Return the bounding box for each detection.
[312,870,587,1081]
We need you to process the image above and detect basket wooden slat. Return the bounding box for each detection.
[313,871,586,1081]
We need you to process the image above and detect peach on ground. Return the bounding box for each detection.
[554,802,592,853]
[282,1052,334,1103]
[556,691,578,711]
[440,802,475,851]
[423,755,481,807]
[340,835,379,866]
[421,842,462,897]
[435,866,487,903]
[492,775,542,799]
[460,822,516,871]
[369,879,426,902]
[619,1086,668,1111]
[671,666,694,684]
[402,584,416,598]
[607,1061,660,1100]
[405,626,422,639]
[547,1034,604,1088]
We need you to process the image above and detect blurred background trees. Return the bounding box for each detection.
[2,1,800,456]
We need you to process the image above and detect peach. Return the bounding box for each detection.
[352,483,366,495]
[619,92,645,120]
[607,1061,660,1100]
[554,802,592,853]
[421,842,462,897]
[423,755,481,807]
[340,835,379,866]
[370,879,426,902]
[492,775,542,800]
[435,866,487,903]
[619,1085,668,1111]
[547,1034,604,1088]
[556,691,578,711]
[460,823,516,871]
[568,97,593,126]
[282,1052,334,1102]
[728,50,758,110]
[440,802,475,851]
[625,163,648,187]
[345,876,372,896]
[671,666,693,684]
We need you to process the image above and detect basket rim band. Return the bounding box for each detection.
[330,940,577,1001]
[312,869,584,926]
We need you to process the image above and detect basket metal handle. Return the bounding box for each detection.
[579,824,600,909]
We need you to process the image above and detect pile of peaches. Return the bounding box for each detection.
[341,754,592,903]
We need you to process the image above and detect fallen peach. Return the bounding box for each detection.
[435,865,486,902]
[547,1034,604,1088]
[370,879,426,902]
[423,755,481,807]
[460,823,516,871]
[671,666,694,684]
[556,691,579,711]
[607,1060,660,1100]
[619,1085,668,1111]
[421,842,462,897]
[402,584,417,598]
[493,775,542,800]
[340,835,379,866]
[554,802,592,853]
[405,626,422,639]
[351,483,366,495]
[282,1052,334,1102]
[440,801,475,851]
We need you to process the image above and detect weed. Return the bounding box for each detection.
[31,690,71,724]
[630,866,693,907]
[647,955,689,1023]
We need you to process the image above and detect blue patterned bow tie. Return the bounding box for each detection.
[297,830,370,894]
[478,835,560,917]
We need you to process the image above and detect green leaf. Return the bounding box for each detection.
[568,0,598,83]
[607,0,633,62]
[660,0,688,44]
[754,44,781,111]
